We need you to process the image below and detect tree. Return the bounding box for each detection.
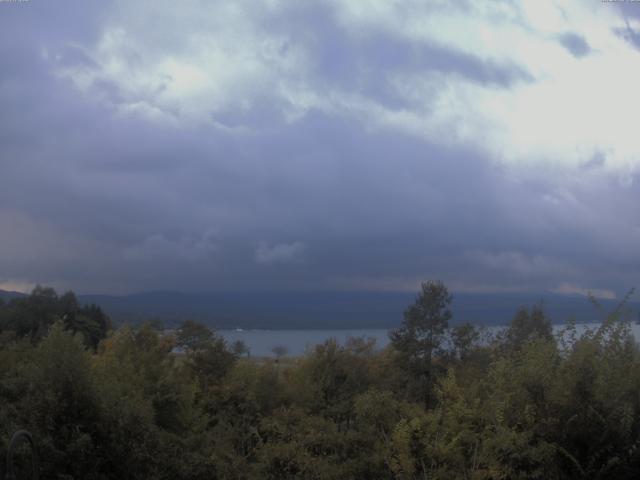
[76,303,111,349]
[175,320,237,391]
[450,322,480,361]
[505,304,553,350]
[271,345,288,362]
[176,319,214,352]
[232,340,250,357]
[11,285,59,342]
[26,322,102,478]
[61,294,111,350]
[0,287,110,348]
[291,338,373,426]
[389,280,452,406]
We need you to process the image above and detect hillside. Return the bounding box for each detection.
[2,289,636,329]
[78,290,640,329]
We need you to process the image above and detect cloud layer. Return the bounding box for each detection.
[1,0,640,297]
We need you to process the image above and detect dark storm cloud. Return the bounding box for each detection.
[0,1,639,299]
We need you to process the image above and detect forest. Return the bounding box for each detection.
[1,281,640,479]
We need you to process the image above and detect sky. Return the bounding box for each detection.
[1,0,640,297]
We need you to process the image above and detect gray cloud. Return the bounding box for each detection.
[0,1,639,299]
[557,32,591,57]
[255,242,306,265]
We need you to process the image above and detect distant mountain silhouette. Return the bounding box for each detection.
[0,290,27,301]
[2,289,636,329]
[76,290,640,329]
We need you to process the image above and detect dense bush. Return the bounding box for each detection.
[1,285,640,479]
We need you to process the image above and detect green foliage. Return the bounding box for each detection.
[389,280,453,406]
[175,319,238,392]
[175,319,214,351]
[291,337,374,425]
[0,286,111,348]
[504,304,554,351]
[390,280,453,362]
[450,322,481,361]
[1,283,640,479]
[231,339,250,357]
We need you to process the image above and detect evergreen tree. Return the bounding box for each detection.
[389,280,452,406]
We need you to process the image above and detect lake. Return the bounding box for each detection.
[218,329,390,357]
[218,322,640,357]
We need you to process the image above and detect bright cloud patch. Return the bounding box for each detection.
[554,282,616,300]
[333,1,640,175]
[56,1,310,128]
[54,0,640,177]
[0,281,36,294]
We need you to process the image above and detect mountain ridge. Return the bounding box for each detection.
[3,289,636,329]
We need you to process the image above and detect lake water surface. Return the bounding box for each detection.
[218,323,640,357]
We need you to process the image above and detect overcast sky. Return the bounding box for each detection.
[1,1,640,297]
